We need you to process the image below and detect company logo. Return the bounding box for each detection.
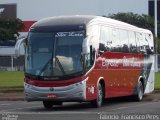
[0,8,5,14]
[102,56,141,69]
[55,32,83,37]
[50,87,54,91]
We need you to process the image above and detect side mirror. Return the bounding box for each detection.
[82,36,94,54]
[90,45,95,65]
[82,37,90,54]
[15,37,26,57]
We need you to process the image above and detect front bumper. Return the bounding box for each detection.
[24,80,86,102]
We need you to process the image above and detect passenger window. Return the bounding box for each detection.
[87,25,100,50]
[99,26,111,54]
[119,30,129,53]
[136,32,140,52]
[139,33,149,54]
[111,28,120,52]
[100,26,107,44]
[128,31,138,53]
[145,34,154,54]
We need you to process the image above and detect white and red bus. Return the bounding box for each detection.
[16,15,155,108]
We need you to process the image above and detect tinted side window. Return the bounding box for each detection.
[138,33,149,54]
[119,30,129,53]
[136,32,140,52]
[87,25,100,50]
[128,31,138,53]
[111,28,120,52]
[99,26,111,52]
[145,34,154,54]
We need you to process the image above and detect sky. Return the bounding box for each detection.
[0,0,149,20]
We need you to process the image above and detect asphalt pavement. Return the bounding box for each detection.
[0,94,160,120]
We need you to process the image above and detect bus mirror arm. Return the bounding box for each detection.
[90,45,95,65]
[82,36,94,54]
[15,37,26,57]
[82,37,90,54]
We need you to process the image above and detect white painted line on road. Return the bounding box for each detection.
[0,111,99,115]
[0,101,159,114]
[0,101,40,106]
[108,101,160,112]
[0,105,42,112]
[0,104,12,106]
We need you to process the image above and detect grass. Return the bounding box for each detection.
[0,71,24,89]
[155,72,160,90]
[0,71,160,91]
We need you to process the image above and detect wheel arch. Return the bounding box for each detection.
[97,77,106,98]
[138,76,145,93]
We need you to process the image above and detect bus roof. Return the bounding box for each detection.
[30,15,97,32]
[30,15,152,34]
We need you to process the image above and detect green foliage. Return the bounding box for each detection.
[155,37,160,53]
[0,18,25,41]
[108,13,152,28]
[158,23,160,37]
[108,12,160,53]
[108,12,160,37]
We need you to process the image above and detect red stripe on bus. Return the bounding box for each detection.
[25,76,87,87]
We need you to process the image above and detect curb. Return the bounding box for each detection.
[0,91,24,101]
[0,97,24,101]
[0,90,159,101]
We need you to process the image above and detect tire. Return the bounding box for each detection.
[43,101,53,109]
[91,83,103,108]
[134,81,144,101]
[43,101,63,109]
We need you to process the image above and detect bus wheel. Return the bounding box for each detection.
[135,81,144,101]
[91,83,103,108]
[43,101,53,109]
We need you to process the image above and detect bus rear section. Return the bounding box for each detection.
[95,26,155,99]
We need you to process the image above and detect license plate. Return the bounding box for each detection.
[47,94,57,98]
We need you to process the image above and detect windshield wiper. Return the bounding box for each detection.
[38,58,53,76]
[25,73,43,80]
[39,36,55,76]
[55,56,66,75]
[62,71,84,78]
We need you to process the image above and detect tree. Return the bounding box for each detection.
[0,18,25,41]
[107,12,160,53]
[155,37,160,54]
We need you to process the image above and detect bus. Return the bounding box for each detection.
[15,15,155,108]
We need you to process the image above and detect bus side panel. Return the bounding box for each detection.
[93,52,144,98]
[85,69,101,101]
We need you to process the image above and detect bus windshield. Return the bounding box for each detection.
[25,31,84,79]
